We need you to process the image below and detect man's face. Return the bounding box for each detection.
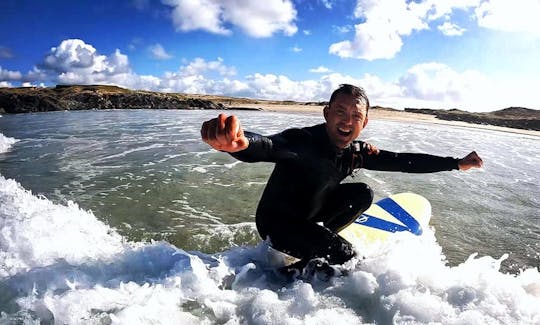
[323,92,368,149]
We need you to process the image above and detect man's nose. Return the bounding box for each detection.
[342,113,353,124]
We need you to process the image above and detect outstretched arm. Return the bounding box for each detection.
[357,142,483,173]
[458,151,483,171]
[200,113,249,153]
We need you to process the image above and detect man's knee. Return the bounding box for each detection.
[352,183,374,211]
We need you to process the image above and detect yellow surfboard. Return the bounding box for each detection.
[267,192,432,267]
[339,192,431,247]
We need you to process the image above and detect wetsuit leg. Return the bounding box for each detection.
[257,183,373,266]
[263,219,355,265]
[313,182,374,233]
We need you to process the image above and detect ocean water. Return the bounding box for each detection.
[0,109,539,324]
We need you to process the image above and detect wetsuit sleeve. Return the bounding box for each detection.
[229,130,299,163]
[356,144,459,173]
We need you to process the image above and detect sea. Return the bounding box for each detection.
[0,109,539,324]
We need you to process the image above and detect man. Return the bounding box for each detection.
[201,84,483,273]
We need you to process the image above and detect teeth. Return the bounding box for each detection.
[338,128,351,133]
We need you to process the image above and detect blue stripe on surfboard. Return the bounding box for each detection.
[353,214,409,233]
[353,197,423,235]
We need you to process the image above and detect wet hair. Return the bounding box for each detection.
[328,84,370,113]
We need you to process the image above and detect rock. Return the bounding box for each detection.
[0,85,225,113]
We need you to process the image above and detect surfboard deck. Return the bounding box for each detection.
[339,192,431,248]
[267,192,432,267]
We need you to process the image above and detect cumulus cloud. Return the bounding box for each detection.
[329,0,429,60]
[35,39,132,85]
[150,43,173,60]
[291,46,302,53]
[159,57,239,93]
[0,66,22,81]
[16,39,163,90]
[474,0,540,34]
[438,21,466,36]
[4,39,529,112]
[328,0,539,60]
[162,0,297,38]
[399,62,488,103]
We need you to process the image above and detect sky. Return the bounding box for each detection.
[0,0,539,112]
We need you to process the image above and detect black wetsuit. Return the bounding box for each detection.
[231,123,459,265]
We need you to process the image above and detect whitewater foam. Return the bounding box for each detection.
[1,175,539,324]
[0,133,17,154]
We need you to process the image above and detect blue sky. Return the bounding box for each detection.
[1,0,539,112]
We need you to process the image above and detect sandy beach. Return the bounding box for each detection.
[248,103,540,137]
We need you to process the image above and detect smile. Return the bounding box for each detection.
[337,127,352,137]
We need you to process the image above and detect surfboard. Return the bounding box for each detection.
[267,192,432,267]
[338,192,431,247]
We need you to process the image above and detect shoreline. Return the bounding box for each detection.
[249,103,540,137]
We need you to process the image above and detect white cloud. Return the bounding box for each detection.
[244,73,323,101]
[163,0,229,35]
[31,39,133,86]
[399,62,487,102]
[0,81,13,87]
[9,39,537,112]
[178,57,236,77]
[474,0,540,34]
[291,46,302,53]
[437,21,466,36]
[0,66,22,81]
[330,0,429,60]
[391,62,505,111]
[162,0,297,38]
[150,44,173,60]
[328,0,540,60]
[309,66,332,73]
[303,30,311,35]
[158,57,239,94]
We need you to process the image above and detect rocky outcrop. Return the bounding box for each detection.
[0,85,226,114]
[405,107,540,131]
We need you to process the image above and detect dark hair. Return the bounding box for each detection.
[329,84,370,113]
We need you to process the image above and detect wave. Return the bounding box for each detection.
[0,133,17,154]
[1,175,539,324]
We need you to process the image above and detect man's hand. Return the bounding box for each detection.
[201,113,249,152]
[458,151,483,171]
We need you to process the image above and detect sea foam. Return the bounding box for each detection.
[0,133,17,154]
[1,175,539,324]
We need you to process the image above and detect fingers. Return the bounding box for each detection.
[224,115,240,143]
[458,151,484,170]
[215,113,228,146]
[200,113,247,152]
[471,151,484,168]
[368,143,379,155]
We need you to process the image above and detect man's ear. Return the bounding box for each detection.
[363,116,369,128]
[323,105,329,120]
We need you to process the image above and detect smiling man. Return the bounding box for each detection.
[201,84,483,275]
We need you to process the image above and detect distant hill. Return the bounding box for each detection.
[404,107,540,131]
[0,85,538,131]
